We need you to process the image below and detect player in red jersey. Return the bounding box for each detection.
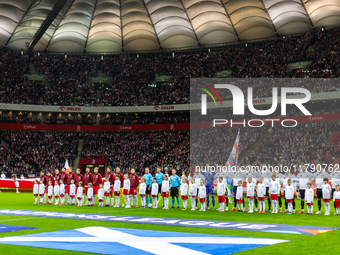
[129,168,140,207]
[104,167,115,206]
[46,171,55,186]
[59,168,67,186]
[92,167,103,205]
[84,167,93,205]
[54,169,61,183]
[75,169,84,187]
[65,167,76,204]
[39,170,48,203]
[116,167,125,204]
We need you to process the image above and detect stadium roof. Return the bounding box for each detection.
[0,0,339,53]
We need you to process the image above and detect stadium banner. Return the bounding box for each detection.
[0,210,336,235]
[0,90,339,113]
[0,113,338,132]
[0,224,37,233]
[0,179,35,189]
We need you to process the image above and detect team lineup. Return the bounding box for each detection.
[32,164,340,215]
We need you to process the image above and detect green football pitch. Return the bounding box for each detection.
[0,191,339,255]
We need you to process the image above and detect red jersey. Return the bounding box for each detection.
[59,172,67,183]
[46,175,55,186]
[40,175,48,186]
[65,172,76,185]
[54,174,61,183]
[104,172,114,185]
[75,174,84,187]
[92,173,102,186]
[129,173,140,188]
[84,172,93,185]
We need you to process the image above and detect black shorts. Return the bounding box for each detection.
[146,185,151,195]
[170,187,179,197]
[300,189,305,199]
[158,184,162,194]
[266,187,270,197]
[316,188,322,199]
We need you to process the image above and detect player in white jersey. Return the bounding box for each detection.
[257,177,266,213]
[38,180,45,204]
[198,180,206,211]
[69,179,76,205]
[297,165,310,214]
[269,174,280,213]
[113,175,121,207]
[77,181,84,206]
[331,171,340,210]
[123,174,131,208]
[322,178,332,215]
[180,177,189,210]
[103,177,111,207]
[284,179,295,214]
[189,177,197,211]
[217,177,226,212]
[314,171,324,214]
[97,184,104,207]
[47,181,53,204]
[333,185,340,215]
[305,182,314,215]
[246,177,255,213]
[59,180,66,205]
[236,180,244,211]
[87,183,94,206]
[231,165,245,211]
[194,174,202,209]
[161,176,170,209]
[33,180,39,204]
[262,167,272,212]
[151,178,159,208]
[54,181,60,205]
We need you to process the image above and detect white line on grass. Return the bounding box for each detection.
[0,217,37,223]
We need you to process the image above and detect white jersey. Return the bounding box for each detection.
[39,184,45,195]
[77,186,83,198]
[331,172,340,188]
[217,182,226,196]
[262,171,272,187]
[123,179,130,191]
[257,183,266,198]
[98,188,104,200]
[322,183,331,199]
[284,185,295,200]
[333,191,340,200]
[87,187,93,197]
[139,183,146,195]
[161,180,169,193]
[305,188,314,203]
[33,184,39,195]
[236,186,243,200]
[59,183,65,195]
[189,183,197,196]
[47,185,53,196]
[103,181,110,193]
[151,182,158,196]
[314,173,324,189]
[54,185,60,196]
[246,182,255,197]
[69,184,76,196]
[270,180,280,194]
[180,182,188,196]
[1,174,5,179]
[298,172,310,190]
[114,180,121,192]
[198,185,206,198]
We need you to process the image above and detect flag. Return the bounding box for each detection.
[64,159,69,169]
[226,129,240,203]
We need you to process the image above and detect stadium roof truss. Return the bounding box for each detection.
[0,0,339,52]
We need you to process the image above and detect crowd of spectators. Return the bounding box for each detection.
[245,122,340,167]
[0,131,78,175]
[81,131,189,172]
[0,27,339,107]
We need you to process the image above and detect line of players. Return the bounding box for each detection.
[32,165,340,215]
